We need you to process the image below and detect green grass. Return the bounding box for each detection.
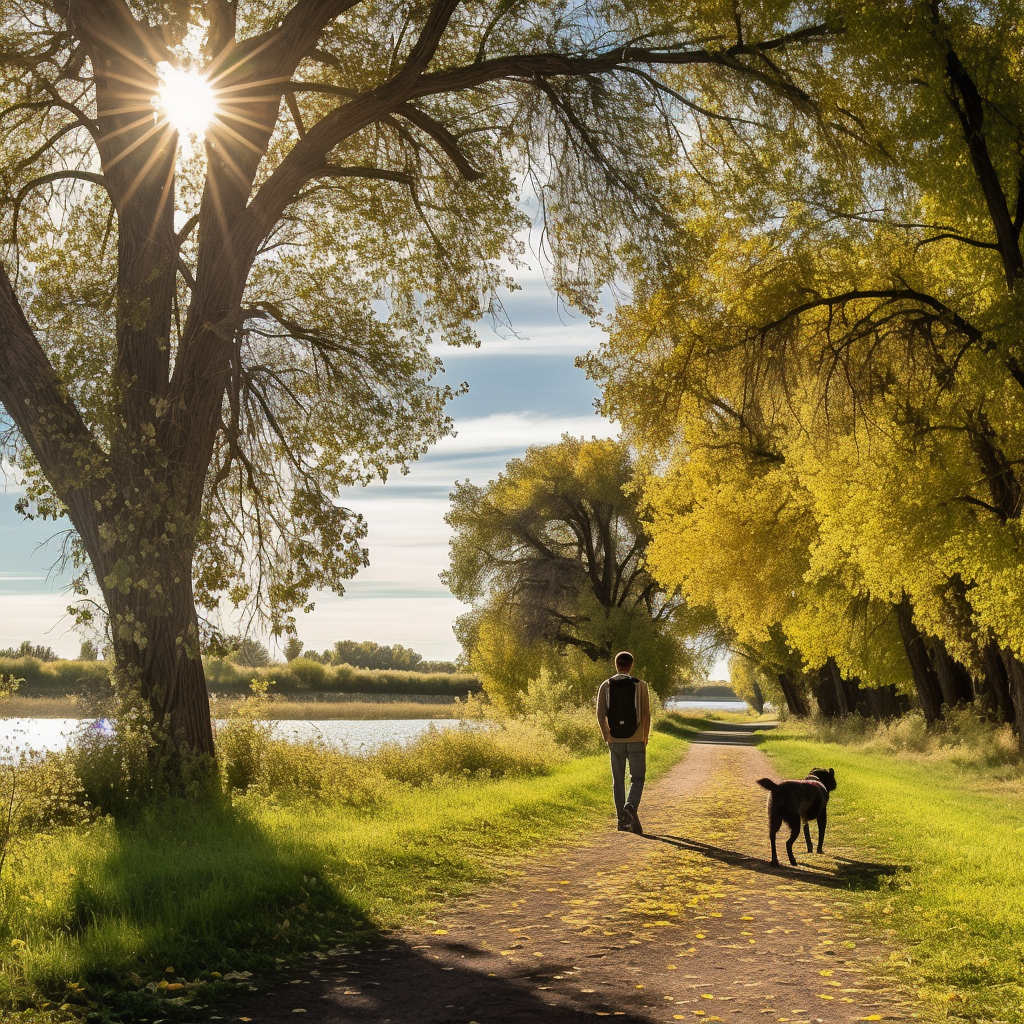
[761,728,1024,1023]
[0,716,695,1021]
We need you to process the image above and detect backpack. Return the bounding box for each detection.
[605,675,640,738]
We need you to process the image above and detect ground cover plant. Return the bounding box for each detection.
[0,706,697,1022]
[761,722,1024,1023]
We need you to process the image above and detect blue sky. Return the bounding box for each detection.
[0,266,617,661]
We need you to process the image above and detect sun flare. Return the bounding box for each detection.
[155,62,218,142]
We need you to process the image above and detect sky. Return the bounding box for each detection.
[0,264,619,663]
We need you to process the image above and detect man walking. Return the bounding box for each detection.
[597,651,651,834]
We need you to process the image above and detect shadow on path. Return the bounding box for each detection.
[641,831,905,890]
[229,932,657,1024]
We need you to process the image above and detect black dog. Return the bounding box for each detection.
[756,768,836,866]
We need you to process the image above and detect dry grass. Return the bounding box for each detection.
[211,697,460,720]
[1,694,461,721]
[0,696,81,718]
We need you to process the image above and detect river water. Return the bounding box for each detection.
[0,699,749,760]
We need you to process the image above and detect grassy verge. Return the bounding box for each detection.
[760,726,1024,1023]
[0,716,695,1022]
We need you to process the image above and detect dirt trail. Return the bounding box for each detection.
[230,724,915,1023]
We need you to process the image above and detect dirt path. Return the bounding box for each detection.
[228,724,916,1023]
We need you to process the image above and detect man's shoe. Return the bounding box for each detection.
[617,821,630,831]
[624,802,643,835]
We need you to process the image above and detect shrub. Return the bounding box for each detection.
[372,720,566,784]
[806,706,1019,768]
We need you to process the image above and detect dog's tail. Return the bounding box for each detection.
[756,777,777,791]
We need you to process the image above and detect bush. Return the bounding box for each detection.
[371,720,566,784]
[806,706,1019,768]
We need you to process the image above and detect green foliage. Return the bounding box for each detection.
[229,639,272,669]
[0,657,110,696]
[77,640,97,662]
[0,642,56,662]
[444,436,714,704]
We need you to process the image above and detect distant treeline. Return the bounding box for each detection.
[285,639,459,675]
[0,656,480,698]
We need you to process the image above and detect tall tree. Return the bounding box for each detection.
[0,2,832,759]
[443,436,712,703]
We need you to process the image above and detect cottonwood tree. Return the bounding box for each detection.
[0,0,832,761]
[443,436,714,703]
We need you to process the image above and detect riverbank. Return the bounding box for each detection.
[0,692,461,720]
[0,716,699,1021]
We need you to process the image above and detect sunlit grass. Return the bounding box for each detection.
[0,719,695,1018]
[761,729,1024,1023]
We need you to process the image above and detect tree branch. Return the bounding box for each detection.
[395,103,482,180]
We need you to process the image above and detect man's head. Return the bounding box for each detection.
[614,651,634,674]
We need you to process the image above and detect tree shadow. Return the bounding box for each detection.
[228,932,659,1023]
[641,832,905,890]
[57,796,382,1018]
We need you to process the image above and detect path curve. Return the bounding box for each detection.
[232,723,914,1023]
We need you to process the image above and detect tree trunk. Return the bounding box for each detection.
[857,684,906,721]
[97,542,214,759]
[749,680,765,714]
[1000,648,1024,751]
[928,637,975,707]
[980,636,1015,723]
[813,658,849,718]
[894,594,944,725]
[777,670,810,717]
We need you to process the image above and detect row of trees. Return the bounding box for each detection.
[585,2,1024,741]
[284,638,457,674]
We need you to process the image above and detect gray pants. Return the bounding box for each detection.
[608,741,646,822]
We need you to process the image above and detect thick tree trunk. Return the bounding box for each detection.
[894,594,944,725]
[928,637,975,707]
[777,670,810,717]
[97,539,214,759]
[857,684,906,721]
[979,636,1015,723]
[999,648,1024,752]
[813,658,849,718]
[748,680,765,714]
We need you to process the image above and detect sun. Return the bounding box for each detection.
[155,62,218,143]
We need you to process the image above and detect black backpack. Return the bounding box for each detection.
[605,675,640,738]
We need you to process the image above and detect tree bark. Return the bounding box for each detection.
[777,670,810,717]
[1000,648,1024,752]
[928,637,975,707]
[813,658,849,718]
[749,679,765,714]
[894,594,944,725]
[857,684,907,721]
[979,636,1015,723]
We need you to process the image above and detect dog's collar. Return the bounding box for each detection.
[805,777,828,791]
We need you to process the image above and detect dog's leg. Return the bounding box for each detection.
[784,817,800,866]
[767,804,781,866]
[816,808,827,853]
[803,821,812,852]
